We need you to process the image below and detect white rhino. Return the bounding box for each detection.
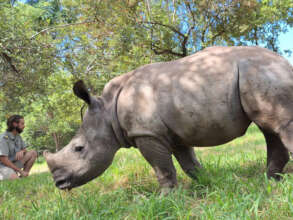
[44,46,293,193]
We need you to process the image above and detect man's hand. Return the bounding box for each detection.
[15,150,25,161]
[19,170,29,177]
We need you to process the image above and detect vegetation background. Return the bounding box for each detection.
[0,0,292,152]
[0,0,293,219]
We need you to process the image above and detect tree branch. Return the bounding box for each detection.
[0,52,19,74]
[140,21,186,38]
[141,20,191,57]
[152,44,185,57]
[184,0,196,25]
[85,58,97,75]
[30,21,98,39]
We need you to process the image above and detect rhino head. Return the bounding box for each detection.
[44,80,120,190]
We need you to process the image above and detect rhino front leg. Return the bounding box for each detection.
[135,137,177,193]
[173,147,202,180]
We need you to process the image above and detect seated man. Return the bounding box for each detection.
[0,115,37,180]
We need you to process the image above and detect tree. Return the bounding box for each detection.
[0,1,57,112]
[22,72,81,152]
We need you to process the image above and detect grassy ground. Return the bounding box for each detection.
[1,124,293,219]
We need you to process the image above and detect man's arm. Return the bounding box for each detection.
[16,136,27,160]
[20,137,27,151]
[15,149,26,161]
[0,156,28,177]
[0,155,21,172]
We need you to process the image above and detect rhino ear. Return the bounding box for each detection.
[73,80,91,105]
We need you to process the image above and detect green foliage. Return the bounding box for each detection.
[0,1,57,106]
[21,72,82,152]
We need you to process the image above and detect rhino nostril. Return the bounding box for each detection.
[56,179,67,187]
[75,146,84,152]
[55,178,72,190]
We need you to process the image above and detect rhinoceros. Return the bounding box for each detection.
[44,46,293,192]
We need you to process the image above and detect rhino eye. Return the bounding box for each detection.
[74,146,84,152]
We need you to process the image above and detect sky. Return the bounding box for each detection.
[279,27,293,64]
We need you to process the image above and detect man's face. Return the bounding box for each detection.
[14,118,25,134]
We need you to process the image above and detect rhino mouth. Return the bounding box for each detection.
[55,177,73,190]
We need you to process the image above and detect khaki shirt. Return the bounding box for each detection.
[0,131,27,163]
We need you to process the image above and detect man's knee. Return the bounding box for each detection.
[28,150,38,160]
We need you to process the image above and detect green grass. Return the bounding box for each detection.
[2,124,293,219]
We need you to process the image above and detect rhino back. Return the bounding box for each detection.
[117,46,289,147]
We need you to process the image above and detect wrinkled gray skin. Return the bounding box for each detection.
[44,46,293,192]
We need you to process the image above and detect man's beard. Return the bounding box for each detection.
[16,127,23,134]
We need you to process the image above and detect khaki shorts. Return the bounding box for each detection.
[0,161,24,180]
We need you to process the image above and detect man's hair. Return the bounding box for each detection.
[6,115,24,132]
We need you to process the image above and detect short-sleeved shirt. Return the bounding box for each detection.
[0,131,27,164]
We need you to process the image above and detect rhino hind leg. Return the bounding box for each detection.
[262,129,289,180]
[279,121,293,161]
[173,147,202,180]
[135,137,177,192]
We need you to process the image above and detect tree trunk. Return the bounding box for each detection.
[47,111,60,152]
[52,132,60,152]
